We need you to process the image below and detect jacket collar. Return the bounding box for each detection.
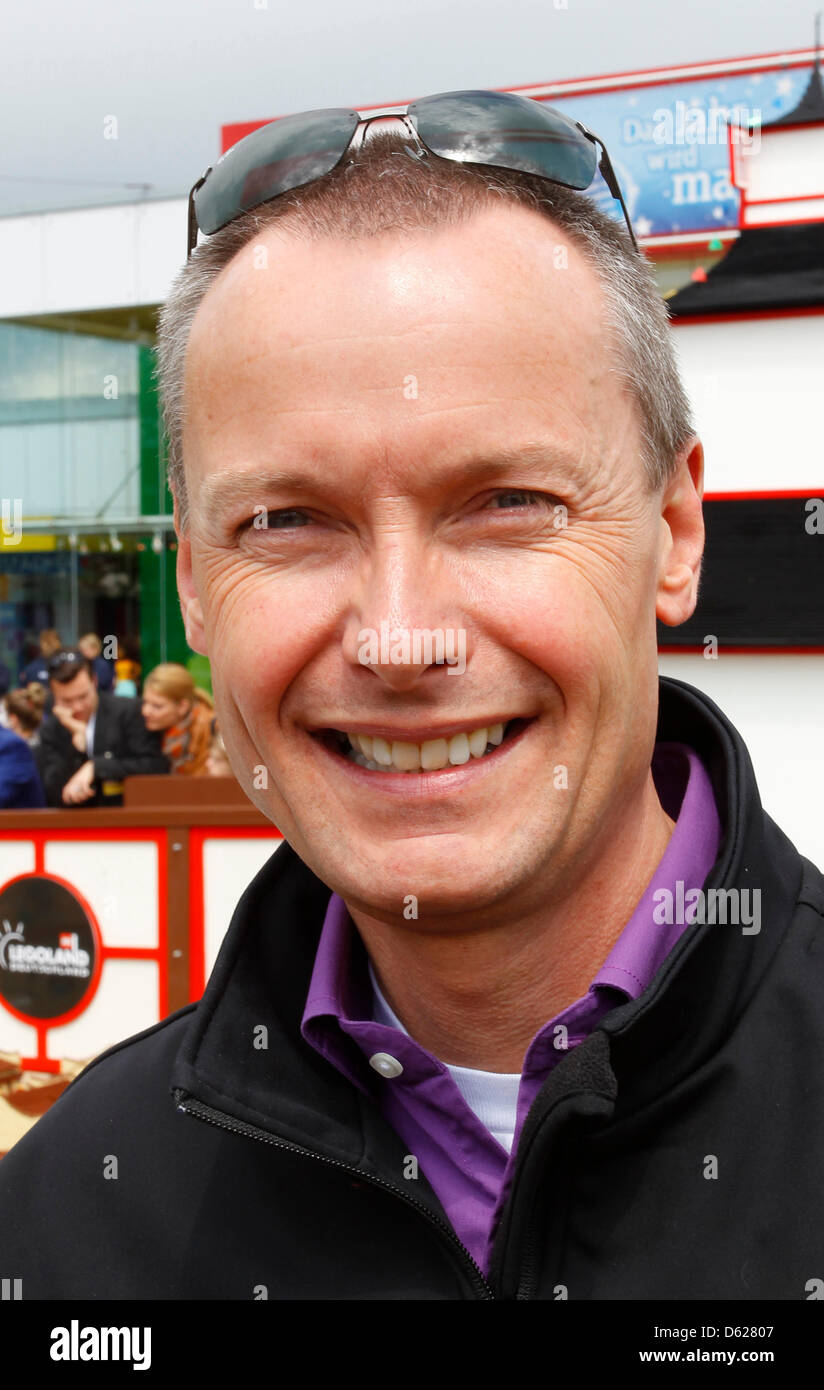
[171,675,805,1149]
[601,674,804,1111]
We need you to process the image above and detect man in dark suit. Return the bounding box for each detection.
[39,650,169,807]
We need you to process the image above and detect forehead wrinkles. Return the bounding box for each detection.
[184,321,613,457]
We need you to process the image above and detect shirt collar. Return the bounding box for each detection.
[593,740,722,999]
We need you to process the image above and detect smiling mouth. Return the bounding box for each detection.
[312,717,533,773]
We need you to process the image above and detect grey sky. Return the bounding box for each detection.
[1,0,820,218]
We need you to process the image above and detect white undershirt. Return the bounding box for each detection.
[368,961,522,1154]
[85,711,96,757]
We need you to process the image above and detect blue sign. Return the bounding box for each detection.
[553,66,813,236]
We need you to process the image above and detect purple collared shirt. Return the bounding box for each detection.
[302,741,723,1275]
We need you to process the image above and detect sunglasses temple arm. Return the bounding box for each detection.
[186,190,197,261]
[593,139,639,253]
[186,172,210,261]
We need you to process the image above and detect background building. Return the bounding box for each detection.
[0,319,179,682]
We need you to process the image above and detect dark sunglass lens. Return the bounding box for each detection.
[195,109,361,236]
[410,89,597,192]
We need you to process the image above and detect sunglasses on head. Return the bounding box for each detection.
[47,650,86,674]
[186,88,638,260]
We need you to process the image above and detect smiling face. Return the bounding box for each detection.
[175,202,703,926]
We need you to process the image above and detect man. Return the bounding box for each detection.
[0,94,821,1300]
[37,650,168,806]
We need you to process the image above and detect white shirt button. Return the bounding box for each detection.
[368,1052,403,1079]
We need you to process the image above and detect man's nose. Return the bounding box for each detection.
[341,538,463,691]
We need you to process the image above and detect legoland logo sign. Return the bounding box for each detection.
[0,923,91,977]
[0,876,100,1022]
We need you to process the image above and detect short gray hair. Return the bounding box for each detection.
[156,129,695,530]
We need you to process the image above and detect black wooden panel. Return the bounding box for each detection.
[656,496,824,649]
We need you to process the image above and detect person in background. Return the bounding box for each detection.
[39,650,168,806]
[77,632,114,693]
[5,684,47,748]
[142,664,215,776]
[18,628,61,687]
[204,729,234,778]
[0,689,46,809]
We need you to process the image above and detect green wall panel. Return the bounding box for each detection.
[137,344,197,681]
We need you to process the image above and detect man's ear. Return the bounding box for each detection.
[173,493,207,655]
[655,437,705,628]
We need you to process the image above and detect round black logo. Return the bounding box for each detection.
[0,875,99,1022]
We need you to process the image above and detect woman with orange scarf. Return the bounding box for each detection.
[141,664,215,776]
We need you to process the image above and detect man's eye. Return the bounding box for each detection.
[249,508,311,529]
[485,490,555,510]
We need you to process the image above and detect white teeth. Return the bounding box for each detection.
[447,732,470,765]
[371,736,393,766]
[340,720,515,773]
[420,738,449,771]
[468,728,488,758]
[391,740,421,771]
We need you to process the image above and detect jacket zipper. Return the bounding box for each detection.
[174,1088,496,1300]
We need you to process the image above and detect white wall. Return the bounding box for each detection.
[0,198,187,316]
[658,654,823,872]
[672,314,824,493]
